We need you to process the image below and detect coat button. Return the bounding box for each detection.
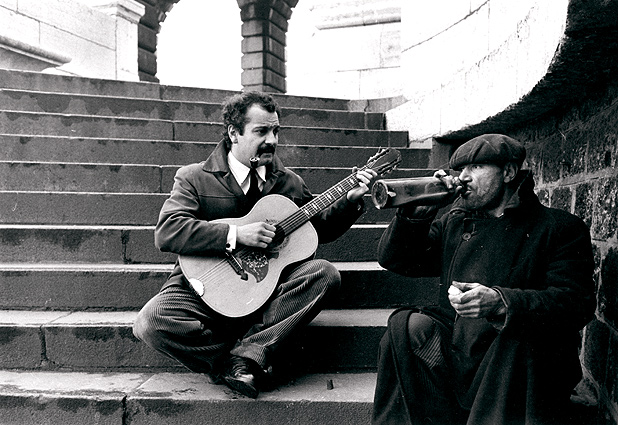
[462,232,471,241]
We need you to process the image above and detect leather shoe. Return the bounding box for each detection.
[222,355,260,398]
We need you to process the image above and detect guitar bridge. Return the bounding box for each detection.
[225,252,249,280]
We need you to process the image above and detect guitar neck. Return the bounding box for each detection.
[276,172,360,237]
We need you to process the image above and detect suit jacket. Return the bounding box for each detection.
[155,140,364,288]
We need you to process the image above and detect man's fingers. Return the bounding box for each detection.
[452,281,481,292]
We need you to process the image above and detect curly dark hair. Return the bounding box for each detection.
[221,91,281,148]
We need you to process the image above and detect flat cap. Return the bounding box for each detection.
[449,134,526,170]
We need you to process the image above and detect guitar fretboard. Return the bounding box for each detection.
[276,174,360,237]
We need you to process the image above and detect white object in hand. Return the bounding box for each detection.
[448,285,463,296]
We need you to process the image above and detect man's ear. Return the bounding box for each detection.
[503,162,519,183]
[227,125,238,143]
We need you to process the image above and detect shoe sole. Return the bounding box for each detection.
[223,376,259,399]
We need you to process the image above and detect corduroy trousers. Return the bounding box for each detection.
[133,258,340,375]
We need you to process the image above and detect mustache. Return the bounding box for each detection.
[257,144,276,155]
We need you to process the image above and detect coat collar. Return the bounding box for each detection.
[201,140,286,194]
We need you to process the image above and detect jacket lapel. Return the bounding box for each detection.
[201,140,286,198]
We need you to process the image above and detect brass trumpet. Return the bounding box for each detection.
[371,176,461,209]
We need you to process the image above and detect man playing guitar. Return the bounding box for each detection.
[133,91,379,399]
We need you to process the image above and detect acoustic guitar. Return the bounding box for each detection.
[179,148,402,317]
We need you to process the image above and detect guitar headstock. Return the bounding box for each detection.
[365,148,402,176]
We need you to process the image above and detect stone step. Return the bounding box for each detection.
[0,68,355,111]
[0,111,408,146]
[0,191,398,225]
[0,309,390,372]
[0,135,429,168]
[0,88,385,130]
[0,262,437,311]
[0,224,386,263]
[0,370,376,425]
[0,161,420,193]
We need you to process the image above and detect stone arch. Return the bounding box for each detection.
[137,0,298,92]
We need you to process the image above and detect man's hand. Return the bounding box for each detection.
[237,222,276,248]
[399,169,461,218]
[448,281,506,318]
[347,169,377,202]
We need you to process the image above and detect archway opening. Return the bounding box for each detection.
[156,0,242,90]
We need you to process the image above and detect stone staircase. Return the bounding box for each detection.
[0,69,437,425]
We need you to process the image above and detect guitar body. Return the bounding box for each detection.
[178,147,401,318]
[179,194,318,318]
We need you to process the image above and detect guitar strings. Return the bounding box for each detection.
[193,153,400,283]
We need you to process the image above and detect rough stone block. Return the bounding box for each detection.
[242,20,286,46]
[171,122,223,143]
[241,35,285,60]
[0,161,163,193]
[540,133,565,183]
[0,191,165,225]
[240,68,286,90]
[551,186,572,212]
[599,247,618,328]
[575,182,594,228]
[0,311,68,368]
[0,325,41,368]
[0,393,124,425]
[0,111,174,140]
[585,122,618,174]
[592,178,618,240]
[241,51,285,77]
[137,24,156,51]
[0,267,167,310]
[43,312,176,369]
[122,228,177,264]
[315,226,383,262]
[0,227,123,263]
[126,373,373,425]
[562,132,588,178]
[138,46,157,75]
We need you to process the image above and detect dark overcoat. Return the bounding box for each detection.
[374,171,595,424]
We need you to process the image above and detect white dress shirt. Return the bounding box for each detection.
[225,152,266,251]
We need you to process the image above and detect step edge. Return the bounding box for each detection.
[0,308,394,327]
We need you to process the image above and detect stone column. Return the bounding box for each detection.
[239,0,296,93]
[80,0,146,81]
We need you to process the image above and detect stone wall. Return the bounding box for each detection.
[0,0,144,80]
[387,0,570,147]
[509,82,618,422]
[287,0,402,99]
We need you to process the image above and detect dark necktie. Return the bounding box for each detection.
[246,168,261,204]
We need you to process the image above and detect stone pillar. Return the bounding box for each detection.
[79,0,146,81]
[239,0,296,93]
